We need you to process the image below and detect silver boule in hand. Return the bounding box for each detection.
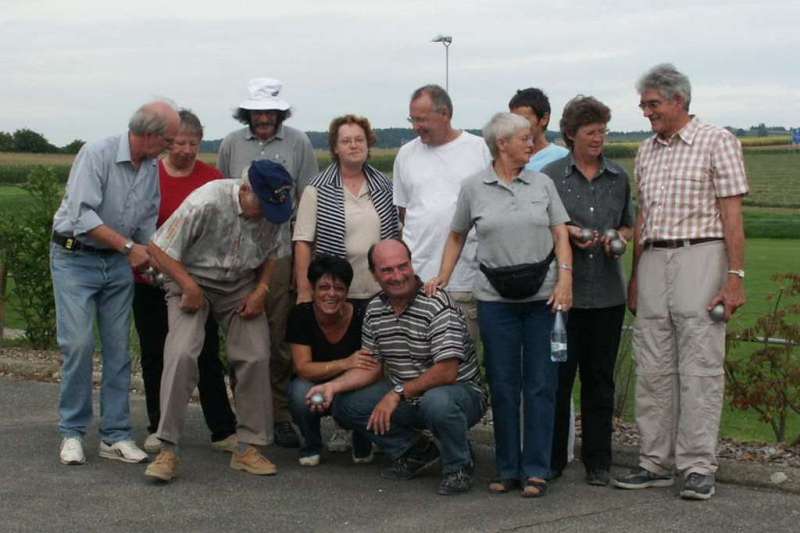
[311,392,325,406]
[709,303,726,322]
[604,228,619,241]
[610,238,627,257]
[578,228,594,243]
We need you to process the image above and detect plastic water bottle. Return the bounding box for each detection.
[550,311,568,363]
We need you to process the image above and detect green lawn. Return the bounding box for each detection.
[609,238,800,444]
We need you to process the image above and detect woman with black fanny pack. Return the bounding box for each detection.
[425,112,572,498]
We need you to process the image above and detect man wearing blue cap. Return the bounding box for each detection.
[143,160,293,482]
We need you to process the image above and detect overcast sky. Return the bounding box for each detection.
[3,0,799,145]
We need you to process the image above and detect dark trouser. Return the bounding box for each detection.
[332,380,486,474]
[132,282,236,441]
[288,377,371,455]
[551,305,625,474]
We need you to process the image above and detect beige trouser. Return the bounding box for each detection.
[633,240,727,476]
[267,255,294,423]
[449,290,480,348]
[157,279,273,446]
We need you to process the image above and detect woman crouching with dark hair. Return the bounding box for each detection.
[286,255,379,466]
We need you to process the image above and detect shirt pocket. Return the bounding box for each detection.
[527,192,551,226]
[601,182,628,227]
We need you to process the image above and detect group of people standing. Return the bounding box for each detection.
[49,62,747,502]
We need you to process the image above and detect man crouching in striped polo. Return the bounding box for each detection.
[306,239,487,495]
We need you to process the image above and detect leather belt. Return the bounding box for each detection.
[648,237,723,249]
[52,233,117,255]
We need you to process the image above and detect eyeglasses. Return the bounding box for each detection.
[638,99,664,111]
[338,137,367,145]
[582,128,609,137]
[406,110,445,125]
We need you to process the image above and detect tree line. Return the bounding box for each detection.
[0,129,85,154]
[2,124,792,155]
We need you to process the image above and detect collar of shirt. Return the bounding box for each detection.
[481,167,532,186]
[232,182,246,218]
[116,132,133,164]
[563,154,620,181]
[654,115,699,147]
[244,123,286,142]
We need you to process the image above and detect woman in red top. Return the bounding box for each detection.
[132,110,237,454]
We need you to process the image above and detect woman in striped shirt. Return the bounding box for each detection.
[293,114,399,310]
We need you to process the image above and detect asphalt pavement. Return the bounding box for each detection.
[1,375,798,533]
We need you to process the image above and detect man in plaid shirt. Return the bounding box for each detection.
[614,64,748,500]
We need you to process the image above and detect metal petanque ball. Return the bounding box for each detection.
[310,393,325,406]
[610,238,627,256]
[578,228,594,243]
[604,228,619,241]
[709,303,726,323]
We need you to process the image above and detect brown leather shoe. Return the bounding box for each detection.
[145,450,179,482]
[230,446,277,476]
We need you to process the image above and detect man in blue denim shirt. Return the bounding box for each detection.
[51,100,179,466]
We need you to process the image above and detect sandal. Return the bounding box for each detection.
[488,478,519,494]
[521,477,548,498]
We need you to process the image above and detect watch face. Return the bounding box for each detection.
[393,385,404,394]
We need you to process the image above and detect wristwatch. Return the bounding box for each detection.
[727,269,745,279]
[122,241,135,255]
[393,384,406,400]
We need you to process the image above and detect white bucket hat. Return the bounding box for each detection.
[239,78,291,111]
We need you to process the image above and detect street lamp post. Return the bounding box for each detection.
[431,35,452,92]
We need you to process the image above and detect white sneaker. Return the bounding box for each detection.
[143,433,161,454]
[99,439,149,463]
[60,437,85,465]
[326,427,351,453]
[298,453,320,466]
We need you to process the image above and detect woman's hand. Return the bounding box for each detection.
[547,276,573,313]
[566,225,596,250]
[345,349,379,371]
[424,274,449,297]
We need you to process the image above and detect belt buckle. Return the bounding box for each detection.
[681,239,691,248]
[65,237,76,251]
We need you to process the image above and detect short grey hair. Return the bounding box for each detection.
[410,84,453,117]
[178,109,204,139]
[482,112,530,160]
[128,99,178,136]
[636,63,692,111]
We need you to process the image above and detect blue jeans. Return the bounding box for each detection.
[478,300,557,479]
[332,380,485,474]
[50,244,134,443]
[288,377,371,456]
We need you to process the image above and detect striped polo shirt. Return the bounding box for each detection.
[362,285,485,400]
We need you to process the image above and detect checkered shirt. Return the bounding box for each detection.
[635,117,749,243]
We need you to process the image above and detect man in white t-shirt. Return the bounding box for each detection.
[509,87,569,171]
[393,84,492,344]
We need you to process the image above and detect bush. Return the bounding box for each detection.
[0,167,63,348]
[724,273,800,444]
